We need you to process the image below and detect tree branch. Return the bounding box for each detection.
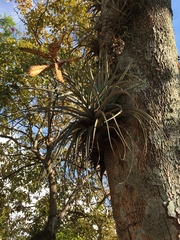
[3,162,39,179]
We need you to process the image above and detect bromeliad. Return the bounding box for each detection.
[19,33,81,82]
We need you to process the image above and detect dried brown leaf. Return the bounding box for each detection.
[54,62,64,82]
[19,47,51,59]
[28,65,50,76]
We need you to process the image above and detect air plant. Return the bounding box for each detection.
[53,62,156,178]
[19,33,81,82]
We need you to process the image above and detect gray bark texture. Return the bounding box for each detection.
[30,160,59,240]
[102,0,180,239]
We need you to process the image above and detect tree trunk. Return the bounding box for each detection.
[103,1,179,239]
[30,160,60,240]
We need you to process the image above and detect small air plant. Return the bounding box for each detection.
[19,33,81,82]
[53,62,156,178]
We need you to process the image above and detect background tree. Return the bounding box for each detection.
[0,3,116,240]
[0,14,17,40]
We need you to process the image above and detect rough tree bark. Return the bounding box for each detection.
[30,157,59,240]
[102,0,179,239]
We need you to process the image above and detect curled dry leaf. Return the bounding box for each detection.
[28,65,50,76]
[19,47,51,59]
[54,62,64,82]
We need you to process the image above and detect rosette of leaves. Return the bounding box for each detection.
[54,64,155,177]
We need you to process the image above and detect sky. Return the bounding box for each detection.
[0,0,180,53]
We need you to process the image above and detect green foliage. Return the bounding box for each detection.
[57,208,117,240]
[16,0,92,53]
[57,232,83,240]
[0,14,17,40]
